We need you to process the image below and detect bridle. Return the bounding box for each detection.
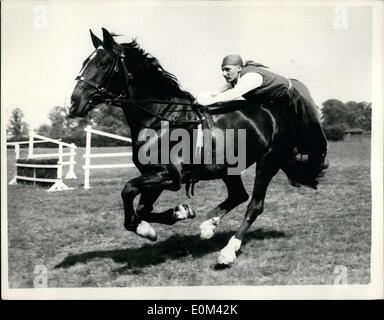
[75,48,205,126]
[75,49,133,105]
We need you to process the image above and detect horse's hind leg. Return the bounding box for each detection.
[200,175,249,239]
[217,151,280,265]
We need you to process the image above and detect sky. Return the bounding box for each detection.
[1,1,374,129]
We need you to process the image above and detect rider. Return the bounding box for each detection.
[196,54,290,106]
[196,54,327,158]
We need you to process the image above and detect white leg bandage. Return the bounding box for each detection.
[136,221,157,241]
[217,235,242,265]
[199,217,220,239]
[174,205,196,220]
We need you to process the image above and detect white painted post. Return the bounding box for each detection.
[15,143,20,183]
[58,143,63,165]
[15,144,20,160]
[57,143,64,183]
[28,132,34,158]
[9,143,20,185]
[84,125,92,189]
[65,143,77,179]
[48,143,73,192]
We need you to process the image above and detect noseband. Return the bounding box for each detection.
[75,50,133,105]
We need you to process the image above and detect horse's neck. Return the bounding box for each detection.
[122,95,197,154]
[120,60,196,146]
[131,83,195,121]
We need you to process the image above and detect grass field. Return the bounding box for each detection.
[6,137,371,288]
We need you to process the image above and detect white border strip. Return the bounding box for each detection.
[2,0,383,300]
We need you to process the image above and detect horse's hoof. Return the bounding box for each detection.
[135,221,157,241]
[216,236,242,265]
[199,217,220,240]
[173,204,196,221]
[217,249,236,265]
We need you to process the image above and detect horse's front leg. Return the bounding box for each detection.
[199,175,249,239]
[136,189,162,218]
[122,166,194,241]
[136,190,195,225]
[122,167,180,240]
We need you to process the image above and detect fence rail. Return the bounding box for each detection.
[7,131,77,191]
[83,125,135,189]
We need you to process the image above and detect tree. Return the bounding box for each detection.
[360,102,372,131]
[321,99,348,128]
[36,123,51,137]
[323,124,345,141]
[34,104,131,147]
[86,104,131,146]
[7,108,29,140]
[62,116,91,146]
[48,106,68,139]
[345,101,371,131]
[321,99,372,132]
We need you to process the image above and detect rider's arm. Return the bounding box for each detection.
[202,73,263,105]
[216,83,234,94]
[197,83,232,100]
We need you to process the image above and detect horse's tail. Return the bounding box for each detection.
[281,143,328,189]
[280,79,329,189]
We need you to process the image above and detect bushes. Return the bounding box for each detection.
[323,125,345,141]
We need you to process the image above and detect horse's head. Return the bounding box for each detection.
[68,28,132,118]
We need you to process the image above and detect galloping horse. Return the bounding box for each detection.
[69,28,328,265]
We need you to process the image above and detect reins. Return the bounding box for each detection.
[106,97,205,128]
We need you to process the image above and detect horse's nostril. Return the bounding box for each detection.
[68,99,79,117]
[69,98,78,113]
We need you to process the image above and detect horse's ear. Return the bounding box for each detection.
[102,27,118,54]
[90,29,102,49]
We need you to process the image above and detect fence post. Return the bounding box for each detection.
[47,149,69,192]
[15,143,20,160]
[84,125,92,189]
[65,143,77,179]
[28,132,34,158]
[57,143,64,183]
[58,143,63,164]
[8,143,20,185]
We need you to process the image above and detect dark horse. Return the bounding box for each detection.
[69,28,328,265]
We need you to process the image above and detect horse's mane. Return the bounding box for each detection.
[122,40,194,100]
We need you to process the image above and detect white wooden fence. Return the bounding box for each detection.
[7,131,77,192]
[83,125,134,189]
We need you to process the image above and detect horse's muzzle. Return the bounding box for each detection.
[68,98,79,118]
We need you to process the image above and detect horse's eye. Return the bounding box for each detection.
[98,62,109,69]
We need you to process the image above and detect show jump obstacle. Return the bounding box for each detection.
[83,125,134,189]
[7,132,77,192]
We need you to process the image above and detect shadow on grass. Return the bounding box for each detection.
[55,228,287,272]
